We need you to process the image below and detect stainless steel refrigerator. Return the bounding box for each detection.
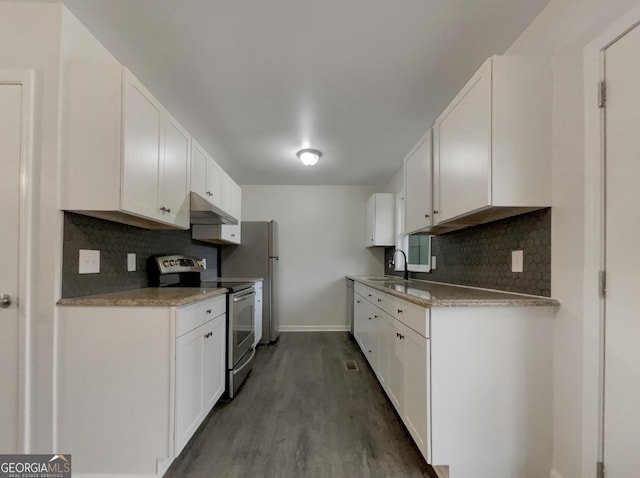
[220,221,280,344]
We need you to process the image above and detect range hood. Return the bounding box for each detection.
[189,191,238,225]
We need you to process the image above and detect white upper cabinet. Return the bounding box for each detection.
[190,139,241,229]
[404,129,433,234]
[60,65,190,229]
[366,193,395,247]
[432,56,551,229]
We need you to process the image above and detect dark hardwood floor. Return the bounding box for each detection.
[165,332,435,478]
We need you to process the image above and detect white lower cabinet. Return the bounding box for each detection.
[354,285,430,461]
[56,295,226,478]
[175,312,225,455]
[352,281,553,478]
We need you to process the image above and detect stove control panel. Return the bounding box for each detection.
[155,255,205,274]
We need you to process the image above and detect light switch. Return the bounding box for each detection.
[127,253,136,272]
[512,250,524,273]
[79,249,100,274]
[202,258,207,270]
[431,256,437,270]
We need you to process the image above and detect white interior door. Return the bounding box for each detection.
[603,22,640,477]
[0,82,22,453]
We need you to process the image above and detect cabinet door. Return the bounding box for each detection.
[121,71,163,220]
[230,180,242,221]
[191,140,208,199]
[365,195,375,247]
[220,171,234,215]
[373,310,391,389]
[175,325,205,454]
[354,293,367,351]
[161,115,190,228]
[203,315,226,413]
[434,58,492,223]
[402,324,430,462]
[404,130,433,234]
[206,158,223,209]
[387,317,404,413]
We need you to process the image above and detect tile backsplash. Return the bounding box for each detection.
[385,208,551,296]
[61,212,219,298]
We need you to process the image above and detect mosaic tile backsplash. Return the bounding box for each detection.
[62,212,219,298]
[385,208,551,296]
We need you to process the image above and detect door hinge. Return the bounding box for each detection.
[598,81,607,108]
[597,461,605,478]
[599,271,606,298]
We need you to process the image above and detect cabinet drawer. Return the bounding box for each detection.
[387,296,429,338]
[354,282,386,309]
[177,296,226,337]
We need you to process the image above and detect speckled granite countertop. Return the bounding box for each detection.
[348,276,559,308]
[57,287,227,307]
[210,277,264,283]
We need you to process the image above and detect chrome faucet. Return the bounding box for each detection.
[391,249,409,281]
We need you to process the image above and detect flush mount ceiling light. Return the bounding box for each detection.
[297,148,321,166]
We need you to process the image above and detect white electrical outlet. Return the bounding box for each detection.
[512,250,524,273]
[127,253,136,272]
[202,258,207,269]
[79,249,100,274]
[431,255,437,270]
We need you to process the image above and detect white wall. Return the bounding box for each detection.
[0,2,64,453]
[242,185,385,330]
[505,1,640,477]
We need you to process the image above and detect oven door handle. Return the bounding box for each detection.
[233,290,255,302]
[233,347,256,375]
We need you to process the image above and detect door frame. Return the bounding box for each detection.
[0,69,35,452]
[583,6,640,476]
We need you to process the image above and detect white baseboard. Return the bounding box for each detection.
[279,325,350,332]
[550,469,565,478]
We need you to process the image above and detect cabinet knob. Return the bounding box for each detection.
[425,213,430,218]
[374,315,378,318]
[377,298,382,302]
[368,294,372,297]
[396,332,400,338]
[206,309,212,314]
[397,309,403,314]
[207,191,213,197]
[368,317,372,320]
[433,210,439,214]
[160,206,171,213]
[231,234,236,237]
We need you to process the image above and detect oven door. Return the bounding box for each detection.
[228,288,255,367]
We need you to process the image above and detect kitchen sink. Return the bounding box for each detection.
[362,277,404,282]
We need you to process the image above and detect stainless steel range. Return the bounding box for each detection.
[152,255,256,398]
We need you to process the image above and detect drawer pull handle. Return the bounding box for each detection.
[377,298,382,302]
[368,317,372,320]
[397,309,403,314]
[206,309,212,314]
[368,294,372,297]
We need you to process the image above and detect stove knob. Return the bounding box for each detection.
[162,260,170,267]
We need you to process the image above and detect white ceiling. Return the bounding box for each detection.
[52,0,549,185]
